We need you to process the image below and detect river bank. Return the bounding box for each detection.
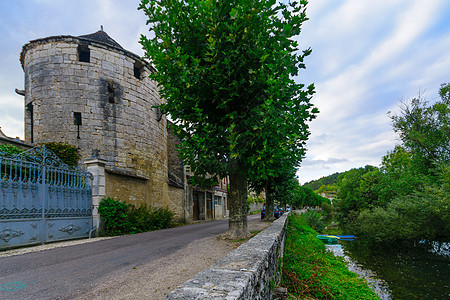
[280,213,379,299]
[324,215,450,300]
[342,240,450,299]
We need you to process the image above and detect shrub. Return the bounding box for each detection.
[351,189,450,245]
[304,210,325,232]
[98,197,132,236]
[44,142,80,166]
[98,198,175,236]
[321,202,334,214]
[0,144,24,157]
[149,207,175,230]
[129,203,153,232]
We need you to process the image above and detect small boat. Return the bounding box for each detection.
[316,235,339,244]
[334,235,356,241]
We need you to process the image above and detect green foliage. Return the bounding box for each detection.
[0,143,80,167]
[321,202,334,214]
[291,185,329,208]
[98,198,175,236]
[139,0,315,185]
[139,0,317,236]
[389,85,450,169]
[98,197,132,236]
[335,165,378,217]
[304,172,341,191]
[0,144,24,157]
[352,186,450,245]
[44,142,80,166]
[317,184,337,198]
[304,210,325,232]
[247,195,264,204]
[148,206,175,230]
[0,145,25,179]
[281,213,380,299]
[333,84,450,246]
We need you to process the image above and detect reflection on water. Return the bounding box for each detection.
[326,244,392,300]
[341,241,450,299]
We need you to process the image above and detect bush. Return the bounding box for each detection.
[304,210,325,232]
[98,197,175,236]
[0,143,80,167]
[44,142,80,166]
[149,206,175,230]
[98,197,132,236]
[351,189,450,245]
[0,144,24,157]
[321,202,334,214]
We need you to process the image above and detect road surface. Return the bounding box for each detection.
[0,215,263,300]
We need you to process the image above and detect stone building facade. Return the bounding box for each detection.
[19,30,186,223]
[17,29,229,226]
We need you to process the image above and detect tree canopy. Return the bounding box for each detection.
[139,0,316,237]
[330,84,450,246]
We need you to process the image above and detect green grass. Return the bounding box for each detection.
[281,213,380,300]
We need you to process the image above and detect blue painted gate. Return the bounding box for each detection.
[0,146,93,250]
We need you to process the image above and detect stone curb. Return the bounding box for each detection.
[166,213,289,299]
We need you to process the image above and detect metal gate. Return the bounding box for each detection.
[0,146,93,250]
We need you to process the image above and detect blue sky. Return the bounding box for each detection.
[1,0,449,184]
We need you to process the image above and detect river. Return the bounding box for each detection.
[329,240,450,299]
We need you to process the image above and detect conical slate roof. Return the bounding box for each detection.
[78,30,123,49]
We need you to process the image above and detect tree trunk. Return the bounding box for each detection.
[265,179,275,221]
[222,159,250,239]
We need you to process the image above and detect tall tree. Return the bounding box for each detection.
[139,0,316,238]
[389,83,450,171]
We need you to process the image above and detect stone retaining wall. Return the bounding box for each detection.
[166,213,289,299]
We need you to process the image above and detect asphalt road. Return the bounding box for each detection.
[0,216,258,300]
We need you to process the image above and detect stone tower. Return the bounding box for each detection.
[19,29,173,210]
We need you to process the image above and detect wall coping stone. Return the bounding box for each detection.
[166,213,289,299]
[105,166,149,181]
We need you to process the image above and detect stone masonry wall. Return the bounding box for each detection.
[166,213,288,299]
[168,186,185,222]
[167,122,183,181]
[105,171,150,207]
[21,36,170,209]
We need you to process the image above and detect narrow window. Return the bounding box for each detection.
[26,103,34,143]
[78,44,90,63]
[107,82,115,103]
[133,61,144,79]
[74,112,82,139]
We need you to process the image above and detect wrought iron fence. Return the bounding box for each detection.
[0,146,93,249]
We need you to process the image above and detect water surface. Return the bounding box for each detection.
[342,241,450,299]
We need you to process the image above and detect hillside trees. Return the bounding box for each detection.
[139,0,316,237]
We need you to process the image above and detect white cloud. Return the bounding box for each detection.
[294,0,450,183]
[0,0,449,185]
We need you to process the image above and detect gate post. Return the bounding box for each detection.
[84,158,107,236]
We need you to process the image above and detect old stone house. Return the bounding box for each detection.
[14,29,228,228]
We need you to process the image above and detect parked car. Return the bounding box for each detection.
[261,205,282,219]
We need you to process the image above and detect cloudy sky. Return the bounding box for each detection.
[1,0,449,184]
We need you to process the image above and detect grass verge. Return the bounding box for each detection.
[281,213,380,299]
